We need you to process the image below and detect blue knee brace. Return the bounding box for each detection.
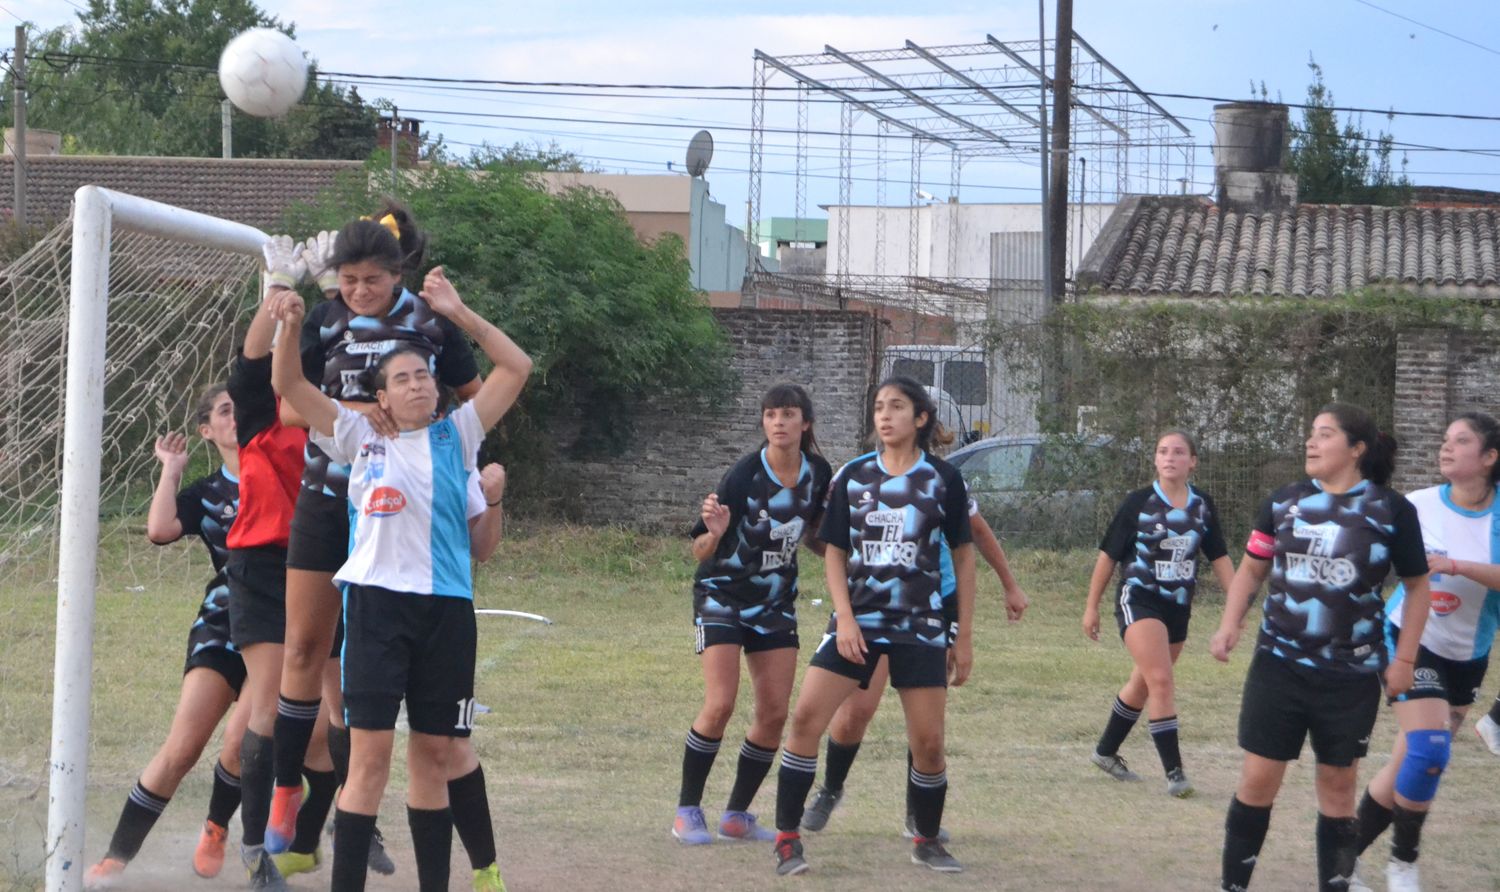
[1394,729,1451,803]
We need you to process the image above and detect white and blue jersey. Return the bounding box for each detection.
[1387,484,1500,662]
[1100,482,1228,608]
[313,402,485,599]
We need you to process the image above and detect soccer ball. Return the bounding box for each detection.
[218,28,309,118]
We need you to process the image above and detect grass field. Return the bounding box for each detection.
[2,524,1499,891]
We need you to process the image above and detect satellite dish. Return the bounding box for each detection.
[686,130,714,178]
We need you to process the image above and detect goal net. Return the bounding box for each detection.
[0,188,266,891]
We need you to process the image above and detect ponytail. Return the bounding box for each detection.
[1319,402,1397,486]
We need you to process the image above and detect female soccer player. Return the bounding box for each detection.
[224,250,312,890]
[84,388,252,887]
[1210,403,1431,892]
[270,264,530,892]
[1353,412,1500,892]
[799,497,1028,839]
[672,384,832,845]
[772,376,976,876]
[264,206,480,872]
[1082,430,1236,798]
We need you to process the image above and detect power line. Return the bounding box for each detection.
[1349,0,1500,58]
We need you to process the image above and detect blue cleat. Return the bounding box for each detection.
[673,806,713,845]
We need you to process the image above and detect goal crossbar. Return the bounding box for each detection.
[48,186,269,892]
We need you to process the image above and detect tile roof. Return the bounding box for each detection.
[1079,195,1500,298]
[0,155,362,230]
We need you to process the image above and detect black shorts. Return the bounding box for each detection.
[227,546,289,649]
[341,584,477,737]
[286,489,350,574]
[1115,584,1191,645]
[809,633,947,690]
[694,622,799,655]
[1237,650,1382,767]
[1387,636,1489,708]
[184,645,246,695]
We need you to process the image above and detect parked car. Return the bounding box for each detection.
[944,434,1118,547]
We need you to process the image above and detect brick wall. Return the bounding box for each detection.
[1393,327,1500,492]
[545,309,881,531]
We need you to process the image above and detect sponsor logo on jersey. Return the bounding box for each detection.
[344,339,400,355]
[365,486,407,517]
[1154,535,1196,581]
[762,517,804,571]
[862,509,917,568]
[1431,590,1461,615]
[1286,522,1357,587]
[1412,667,1442,690]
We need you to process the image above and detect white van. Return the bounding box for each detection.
[882,345,992,443]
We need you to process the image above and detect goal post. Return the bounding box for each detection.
[48,186,269,892]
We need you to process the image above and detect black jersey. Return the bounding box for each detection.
[1247,479,1427,675]
[691,448,833,634]
[297,289,480,498]
[818,450,972,648]
[1100,482,1228,607]
[173,467,240,654]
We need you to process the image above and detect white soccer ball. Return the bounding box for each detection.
[218,28,309,118]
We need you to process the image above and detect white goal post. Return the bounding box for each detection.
[48,187,269,892]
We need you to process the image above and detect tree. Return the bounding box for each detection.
[281,152,735,496]
[5,0,379,159]
[1285,58,1409,205]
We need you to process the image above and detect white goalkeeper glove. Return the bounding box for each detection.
[300,229,340,293]
[262,235,307,292]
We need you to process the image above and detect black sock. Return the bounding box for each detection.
[449,765,497,870]
[290,768,337,855]
[328,724,351,788]
[1096,696,1143,757]
[677,728,721,808]
[331,808,375,892]
[1222,797,1271,892]
[1354,789,1393,856]
[1390,804,1428,864]
[206,760,241,829]
[104,781,170,862]
[407,805,453,892]
[907,764,948,841]
[905,750,914,818]
[1315,812,1359,892]
[1149,715,1183,775]
[272,696,322,789]
[822,737,861,794]
[1489,692,1500,725]
[239,729,274,847]
[725,739,777,813]
[775,750,818,832]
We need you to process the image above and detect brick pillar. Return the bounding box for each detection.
[1391,328,1451,493]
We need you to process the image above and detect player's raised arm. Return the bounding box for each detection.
[419,267,531,432]
[269,292,338,438]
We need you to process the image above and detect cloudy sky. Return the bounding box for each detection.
[10,0,1500,222]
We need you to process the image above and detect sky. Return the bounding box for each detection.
[9,0,1500,226]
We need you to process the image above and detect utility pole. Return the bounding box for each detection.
[1037,1,1050,304]
[13,25,27,226]
[390,106,399,191]
[1047,0,1073,303]
[221,99,232,159]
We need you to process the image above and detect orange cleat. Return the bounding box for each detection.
[193,819,229,878]
[264,784,303,854]
[83,857,126,889]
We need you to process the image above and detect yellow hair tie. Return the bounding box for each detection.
[358,213,401,240]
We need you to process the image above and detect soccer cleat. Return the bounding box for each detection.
[901,813,952,843]
[1386,857,1420,892]
[673,805,713,845]
[799,786,843,832]
[1091,751,1143,782]
[263,784,303,854]
[83,857,126,889]
[241,845,290,891]
[1166,767,1195,798]
[271,848,321,878]
[1476,714,1500,756]
[473,862,507,891]
[367,826,397,875]
[1347,858,1374,892]
[911,839,964,873]
[774,835,810,876]
[719,809,776,841]
[193,819,229,878]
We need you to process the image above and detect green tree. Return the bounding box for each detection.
[1286,59,1409,205]
[5,0,378,159]
[283,153,734,501]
